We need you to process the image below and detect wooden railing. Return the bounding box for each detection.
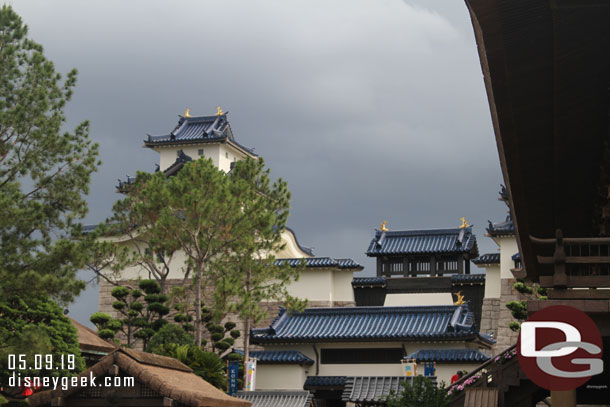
[530,229,610,298]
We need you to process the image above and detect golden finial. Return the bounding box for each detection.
[216,105,224,116]
[380,221,389,232]
[459,217,471,229]
[184,108,192,118]
[454,291,465,306]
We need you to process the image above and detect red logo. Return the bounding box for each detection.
[517,305,603,391]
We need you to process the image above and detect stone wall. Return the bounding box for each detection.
[97,279,354,350]
[479,278,524,354]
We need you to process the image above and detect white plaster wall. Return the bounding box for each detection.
[483,265,501,298]
[217,144,248,173]
[276,230,312,259]
[255,364,310,390]
[384,292,453,307]
[498,236,519,279]
[332,270,355,304]
[261,343,486,387]
[156,145,222,171]
[286,270,333,303]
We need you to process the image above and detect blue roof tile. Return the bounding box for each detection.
[366,228,478,257]
[275,257,362,270]
[451,274,486,283]
[352,276,387,287]
[236,391,312,407]
[232,349,313,365]
[512,252,521,261]
[144,114,256,156]
[472,253,501,265]
[251,305,480,344]
[406,349,491,363]
[303,376,347,389]
[486,216,515,236]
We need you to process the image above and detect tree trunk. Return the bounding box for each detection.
[243,267,252,386]
[194,266,203,347]
[243,316,250,386]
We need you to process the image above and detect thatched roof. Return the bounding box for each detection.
[28,348,250,407]
[70,318,116,353]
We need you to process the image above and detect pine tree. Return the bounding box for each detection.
[0,5,100,303]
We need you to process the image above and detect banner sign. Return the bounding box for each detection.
[227,361,239,396]
[244,358,257,391]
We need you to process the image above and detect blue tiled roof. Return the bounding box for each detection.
[303,376,347,389]
[352,276,386,287]
[275,257,362,270]
[486,216,515,236]
[251,305,480,344]
[237,391,312,407]
[451,274,486,283]
[406,349,491,363]
[366,228,478,257]
[232,349,313,365]
[144,114,256,156]
[472,253,501,265]
[512,252,521,261]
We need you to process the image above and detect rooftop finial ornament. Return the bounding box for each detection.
[216,105,224,116]
[184,108,192,118]
[459,217,471,229]
[380,221,389,232]
[454,291,466,306]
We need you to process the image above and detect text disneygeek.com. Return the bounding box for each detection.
[8,372,135,391]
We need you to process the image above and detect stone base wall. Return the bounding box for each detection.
[479,278,524,354]
[98,279,354,351]
[480,298,500,336]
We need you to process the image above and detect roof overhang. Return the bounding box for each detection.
[465,0,610,281]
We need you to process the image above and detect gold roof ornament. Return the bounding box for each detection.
[380,221,389,232]
[215,105,224,116]
[459,217,471,229]
[454,291,465,306]
[184,108,192,118]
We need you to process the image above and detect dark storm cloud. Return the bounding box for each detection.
[10,0,504,327]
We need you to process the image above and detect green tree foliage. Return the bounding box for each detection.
[152,344,227,390]
[506,280,547,332]
[146,323,194,354]
[90,280,169,348]
[384,376,450,407]
[0,296,85,399]
[220,157,305,370]
[94,156,302,350]
[0,5,99,304]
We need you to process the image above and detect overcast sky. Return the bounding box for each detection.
[10,0,505,327]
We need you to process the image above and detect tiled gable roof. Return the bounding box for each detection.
[342,376,437,403]
[251,305,481,344]
[144,114,256,156]
[237,391,312,407]
[275,257,362,270]
[366,228,478,257]
[486,216,515,236]
[232,349,313,365]
[472,253,501,265]
[406,349,491,363]
[451,274,486,284]
[352,276,387,287]
[303,376,347,389]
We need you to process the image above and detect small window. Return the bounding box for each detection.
[225,152,229,159]
[198,149,204,156]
